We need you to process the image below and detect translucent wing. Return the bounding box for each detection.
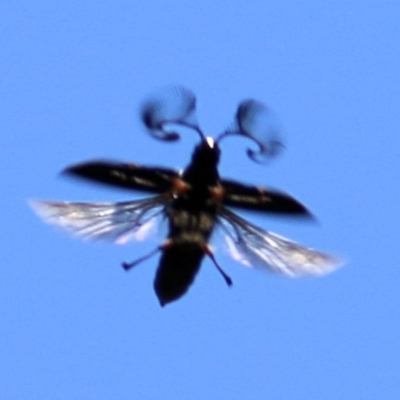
[229,99,285,163]
[29,196,167,245]
[217,207,342,277]
[140,86,201,141]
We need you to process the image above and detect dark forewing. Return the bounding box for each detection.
[217,207,342,277]
[29,196,167,244]
[64,161,179,193]
[221,179,313,217]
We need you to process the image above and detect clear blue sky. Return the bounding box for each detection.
[2,2,400,399]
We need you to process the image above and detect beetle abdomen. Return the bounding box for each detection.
[154,244,204,306]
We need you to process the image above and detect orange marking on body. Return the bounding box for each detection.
[171,178,191,194]
[161,239,174,250]
[203,244,213,256]
[210,186,225,201]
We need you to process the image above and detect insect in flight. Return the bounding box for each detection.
[30,86,342,306]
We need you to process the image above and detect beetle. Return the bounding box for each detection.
[30,86,341,306]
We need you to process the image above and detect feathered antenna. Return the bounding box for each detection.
[217,99,285,163]
[140,86,206,142]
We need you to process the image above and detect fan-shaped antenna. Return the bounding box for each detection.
[217,99,285,163]
[140,86,206,142]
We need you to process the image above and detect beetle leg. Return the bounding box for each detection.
[121,239,176,270]
[204,245,233,287]
[122,247,161,270]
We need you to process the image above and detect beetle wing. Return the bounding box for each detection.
[64,160,179,193]
[217,207,342,277]
[29,195,167,244]
[220,178,313,217]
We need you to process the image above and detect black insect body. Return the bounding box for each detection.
[31,86,341,306]
[153,141,222,305]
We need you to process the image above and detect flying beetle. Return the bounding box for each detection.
[30,86,341,306]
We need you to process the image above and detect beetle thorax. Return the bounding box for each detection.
[183,139,221,187]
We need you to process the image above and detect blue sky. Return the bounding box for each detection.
[2,2,400,399]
